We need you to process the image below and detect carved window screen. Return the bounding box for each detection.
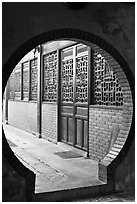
[62,59,73,102]
[30,58,38,101]
[8,72,14,99]
[93,52,123,106]
[61,44,88,103]
[76,45,88,103]
[14,65,21,99]
[22,61,29,100]
[43,51,57,102]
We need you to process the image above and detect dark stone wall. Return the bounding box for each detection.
[112,115,135,191]
[114,139,135,191]
[2,157,27,201]
[2,2,135,200]
[2,3,135,75]
[2,133,36,201]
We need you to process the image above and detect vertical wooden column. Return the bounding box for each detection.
[57,49,61,142]
[21,63,23,100]
[28,60,31,101]
[37,45,42,138]
[5,81,9,124]
[13,69,15,100]
[87,47,92,157]
[73,46,77,146]
[90,48,94,105]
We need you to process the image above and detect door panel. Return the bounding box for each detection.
[76,119,83,147]
[62,117,67,141]
[84,120,88,148]
[62,106,73,114]
[60,44,90,151]
[68,117,74,144]
[76,107,88,116]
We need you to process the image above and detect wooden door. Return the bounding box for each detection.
[60,44,90,151]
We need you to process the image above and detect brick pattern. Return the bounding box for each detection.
[8,101,37,135]
[42,103,57,142]
[89,107,123,161]
[89,43,133,163]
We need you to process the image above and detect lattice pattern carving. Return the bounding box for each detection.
[14,66,21,92]
[76,56,88,102]
[30,59,38,101]
[62,59,73,102]
[93,52,123,106]
[9,72,14,99]
[43,51,57,102]
[23,61,29,93]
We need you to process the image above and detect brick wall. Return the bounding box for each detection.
[89,107,123,161]
[8,101,37,135]
[42,103,57,143]
[89,43,133,162]
[6,101,58,143]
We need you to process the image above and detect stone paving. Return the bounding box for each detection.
[75,191,135,202]
[3,124,135,202]
[3,124,104,194]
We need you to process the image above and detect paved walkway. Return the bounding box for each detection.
[3,124,103,194]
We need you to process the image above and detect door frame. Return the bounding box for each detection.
[57,43,92,157]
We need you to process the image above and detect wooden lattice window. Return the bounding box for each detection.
[93,52,123,106]
[43,51,57,102]
[62,58,73,102]
[22,61,29,100]
[61,44,88,103]
[8,72,14,99]
[76,44,88,103]
[14,65,21,99]
[30,58,38,101]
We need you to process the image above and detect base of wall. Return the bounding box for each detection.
[98,161,109,183]
[42,134,57,144]
[32,182,115,202]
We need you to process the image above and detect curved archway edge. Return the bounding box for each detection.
[2,28,135,197]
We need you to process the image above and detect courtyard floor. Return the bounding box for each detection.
[3,124,103,194]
